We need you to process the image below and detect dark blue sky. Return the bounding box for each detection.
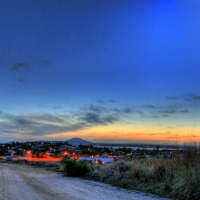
[1,0,200,143]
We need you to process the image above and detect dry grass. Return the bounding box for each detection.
[87,146,200,199]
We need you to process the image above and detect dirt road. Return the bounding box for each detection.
[0,163,170,200]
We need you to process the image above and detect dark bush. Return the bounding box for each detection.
[75,161,91,176]
[61,158,90,177]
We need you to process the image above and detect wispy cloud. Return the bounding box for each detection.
[158,108,176,114]
[10,62,29,71]
[166,94,200,102]
[142,104,163,110]
[0,112,86,137]
[36,55,52,67]
[186,94,200,101]
[14,117,37,126]
[122,106,144,115]
[33,113,65,123]
[0,100,192,139]
[53,105,62,109]
[123,107,135,114]
[79,112,117,125]
[0,104,121,138]
[18,78,27,83]
[166,95,183,100]
[96,99,105,104]
[108,99,116,103]
[39,59,52,66]
[145,105,157,109]
[140,103,190,118]
[88,104,105,113]
[78,104,118,125]
[179,109,189,113]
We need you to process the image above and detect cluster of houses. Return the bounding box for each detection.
[0,141,183,163]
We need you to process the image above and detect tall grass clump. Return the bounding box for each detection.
[61,158,91,177]
[170,143,200,200]
[172,166,200,200]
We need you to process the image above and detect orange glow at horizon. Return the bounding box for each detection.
[87,124,199,141]
[24,123,200,144]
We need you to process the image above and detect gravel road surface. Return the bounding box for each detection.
[0,163,171,200]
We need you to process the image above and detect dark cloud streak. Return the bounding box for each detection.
[166,94,200,102]
[18,78,26,83]
[10,62,29,71]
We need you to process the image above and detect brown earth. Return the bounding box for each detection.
[0,163,171,200]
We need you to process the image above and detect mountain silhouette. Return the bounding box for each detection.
[67,138,93,146]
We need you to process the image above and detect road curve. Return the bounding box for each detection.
[0,163,170,200]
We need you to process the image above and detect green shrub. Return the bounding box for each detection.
[171,166,200,200]
[61,158,90,177]
[61,158,76,176]
[75,161,91,176]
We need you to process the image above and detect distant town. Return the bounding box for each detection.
[0,137,187,162]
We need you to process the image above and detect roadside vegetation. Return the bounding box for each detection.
[89,146,200,200]
[61,145,200,200]
[61,157,91,177]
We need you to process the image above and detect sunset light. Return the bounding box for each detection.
[0,1,200,145]
[1,1,200,200]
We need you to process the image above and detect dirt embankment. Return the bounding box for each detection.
[0,163,171,200]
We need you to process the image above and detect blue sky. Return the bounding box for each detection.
[1,0,200,144]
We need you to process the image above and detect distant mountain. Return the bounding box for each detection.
[67,138,93,146]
